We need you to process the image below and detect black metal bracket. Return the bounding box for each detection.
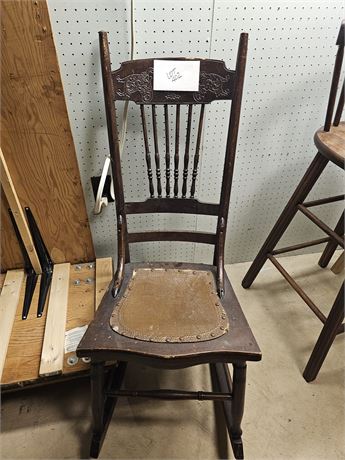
[8,210,38,320]
[8,207,53,319]
[25,208,53,318]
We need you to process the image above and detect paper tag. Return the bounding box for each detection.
[64,325,88,354]
[153,60,200,92]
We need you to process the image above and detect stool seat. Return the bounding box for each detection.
[314,121,345,169]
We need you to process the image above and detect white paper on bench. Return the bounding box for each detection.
[64,325,88,353]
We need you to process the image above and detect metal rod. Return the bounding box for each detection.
[105,389,232,401]
[268,255,327,323]
[298,204,344,247]
[271,237,331,255]
[303,194,344,208]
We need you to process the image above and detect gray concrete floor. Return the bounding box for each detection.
[1,252,344,459]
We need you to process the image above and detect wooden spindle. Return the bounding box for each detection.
[164,105,171,197]
[182,105,193,198]
[174,105,180,198]
[140,104,154,197]
[190,104,205,198]
[333,83,344,126]
[151,105,162,197]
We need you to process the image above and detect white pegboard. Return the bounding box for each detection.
[48,0,344,264]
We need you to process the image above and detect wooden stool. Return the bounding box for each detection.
[77,31,261,459]
[242,21,345,382]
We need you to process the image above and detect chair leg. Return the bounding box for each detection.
[318,210,344,268]
[303,282,344,382]
[90,361,127,458]
[213,362,246,459]
[242,152,328,288]
[90,361,105,458]
[229,362,247,459]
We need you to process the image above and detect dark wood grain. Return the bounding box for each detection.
[140,104,155,197]
[174,105,180,197]
[152,105,162,197]
[182,105,193,198]
[190,104,205,198]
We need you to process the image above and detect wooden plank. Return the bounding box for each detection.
[39,263,70,377]
[95,258,113,311]
[0,148,42,274]
[63,263,96,374]
[0,270,24,380]
[1,0,94,271]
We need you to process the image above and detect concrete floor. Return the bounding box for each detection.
[1,252,344,459]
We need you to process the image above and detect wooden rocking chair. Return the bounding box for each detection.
[77,31,261,459]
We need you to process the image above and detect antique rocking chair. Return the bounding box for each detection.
[77,31,261,459]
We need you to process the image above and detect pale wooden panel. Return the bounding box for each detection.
[1,0,94,271]
[0,148,42,273]
[95,257,114,311]
[63,263,96,374]
[0,270,24,380]
[39,263,70,377]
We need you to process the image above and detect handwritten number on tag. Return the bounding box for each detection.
[166,68,182,83]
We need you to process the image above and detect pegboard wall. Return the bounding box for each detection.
[48,0,344,265]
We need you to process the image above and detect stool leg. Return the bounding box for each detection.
[242,152,328,288]
[90,361,105,458]
[303,283,344,382]
[318,210,344,268]
[230,362,247,460]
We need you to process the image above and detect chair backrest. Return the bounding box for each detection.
[324,20,344,132]
[99,31,248,297]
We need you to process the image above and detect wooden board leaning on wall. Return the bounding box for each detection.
[1,0,95,271]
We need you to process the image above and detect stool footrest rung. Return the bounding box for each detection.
[267,255,327,323]
[303,194,344,208]
[272,237,331,255]
[105,388,232,401]
[297,205,344,247]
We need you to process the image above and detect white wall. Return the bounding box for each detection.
[48,0,344,264]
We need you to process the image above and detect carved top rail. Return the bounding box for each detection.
[111,58,235,104]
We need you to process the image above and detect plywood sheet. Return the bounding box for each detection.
[1,0,94,271]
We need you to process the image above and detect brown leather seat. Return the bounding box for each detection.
[110,267,229,343]
[314,121,345,169]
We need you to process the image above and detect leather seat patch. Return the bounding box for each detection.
[110,268,229,343]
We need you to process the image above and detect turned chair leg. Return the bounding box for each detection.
[242,152,328,288]
[230,362,247,459]
[303,283,344,382]
[318,210,344,268]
